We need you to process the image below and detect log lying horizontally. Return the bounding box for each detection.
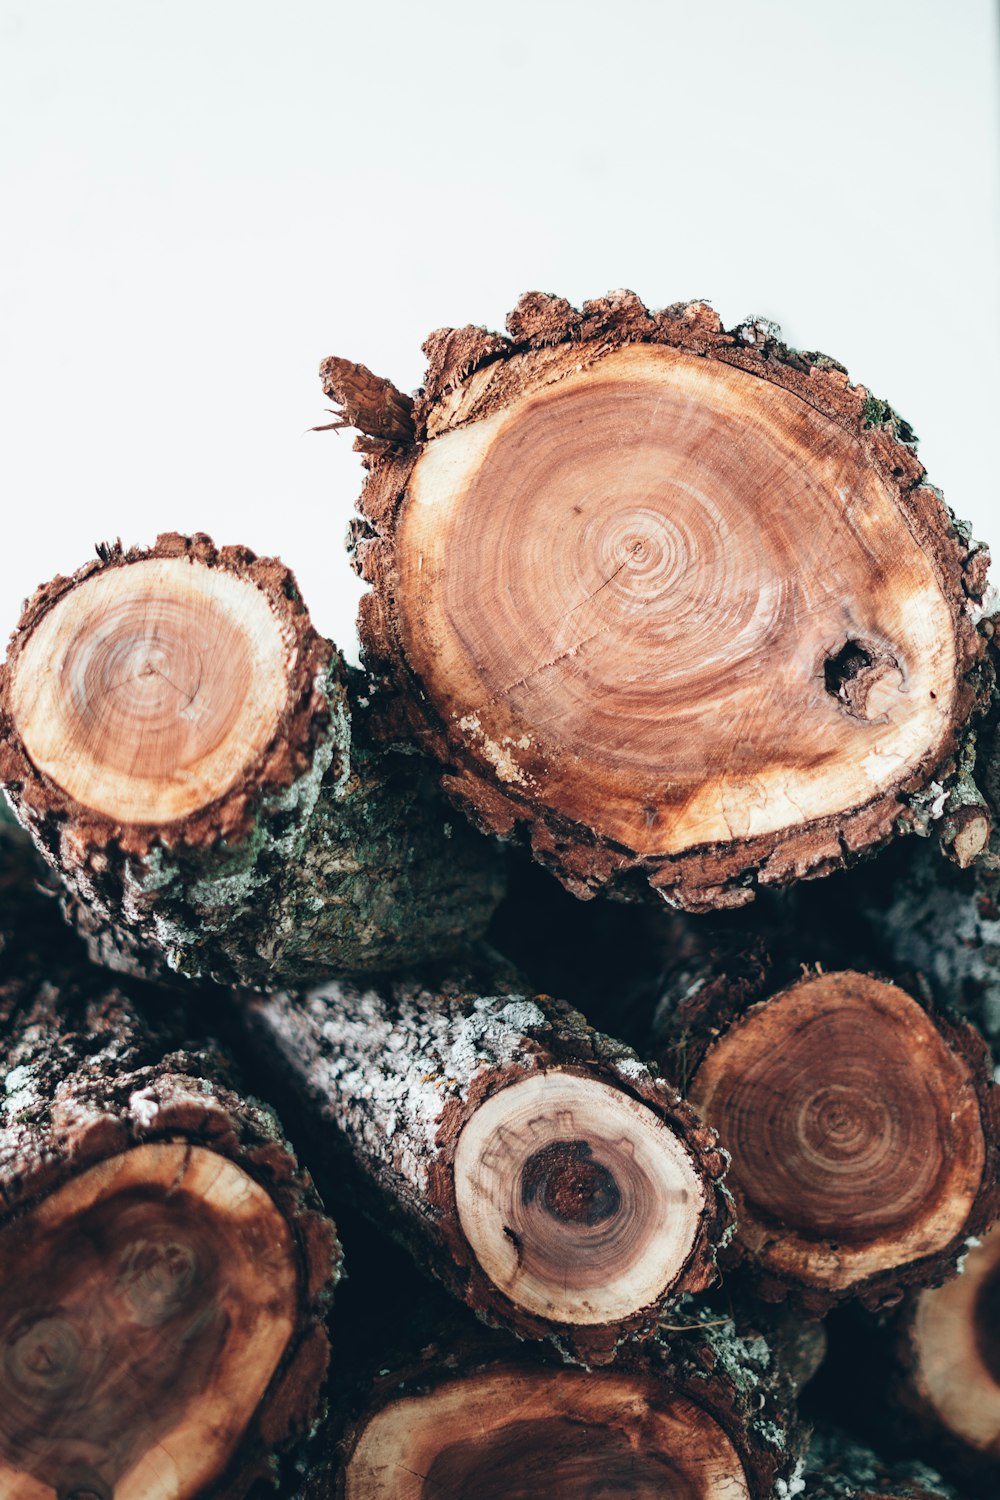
[887,1221,1000,1484]
[241,965,733,1364]
[297,1303,809,1500]
[333,290,991,911]
[651,942,1000,1312]
[0,533,503,987]
[0,828,340,1500]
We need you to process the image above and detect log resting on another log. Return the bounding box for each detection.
[0,830,340,1500]
[242,966,733,1364]
[649,936,999,1312]
[0,533,503,987]
[334,289,992,911]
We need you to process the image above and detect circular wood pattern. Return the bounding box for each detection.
[9,558,291,823]
[688,972,986,1291]
[453,1070,705,1325]
[344,1365,750,1499]
[0,1143,297,1500]
[395,342,960,859]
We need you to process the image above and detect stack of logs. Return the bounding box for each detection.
[0,289,998,1498]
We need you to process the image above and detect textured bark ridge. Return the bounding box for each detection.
[843,640,1000,1054]
[888,1221,1000,1483]
[805,1431,959,1500]
[337,290,991,911]
[309,1302,808,1500]
[0,533,503,986]
[0,839,340,1500]
[651,948,999,1312]
[857,840,1000,1054]
[242,966,733,1363]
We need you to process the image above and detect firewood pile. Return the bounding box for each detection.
[0,289,998,1498]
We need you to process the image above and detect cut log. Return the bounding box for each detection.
[0,533,504,986]
[0,839,340,1500]
[805,1431,959,1499]
[298,1302,808,1500]
[651,947,999,1311]
[241,964,733,1364]
[335,290,991,911]
[889,1221,1000,1483]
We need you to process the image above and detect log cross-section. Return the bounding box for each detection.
[345,1367,750,1499]
[0,1144,297,1500]
[243,970,733,1364]
[0,533,504,986]
[300,1304,808,1500]
[7,552,293,826]
[0,827,341,1500]
[342,290,990,910]
[452,1069,705,1327]
[660,966,999,1309]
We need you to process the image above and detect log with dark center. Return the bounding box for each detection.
[240,966,732,1363]
[344,1368,745,1500]
[0,839,340,1500]
[0,533,503,986]
[299,1304,807,1500]
[654,959,998,1310]
[337,290,990,910]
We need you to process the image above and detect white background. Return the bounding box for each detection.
[2,0,998,658]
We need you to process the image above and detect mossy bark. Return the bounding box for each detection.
[0,534,504,988]
[0,833,341,1499]
[240,962,733,1365]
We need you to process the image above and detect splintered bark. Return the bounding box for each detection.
[805,1432,959,1500]
[242,967,732,1364]
[653,950,999,1311]
[335,290,991,911]
[0,842,340,1500]
[889,1221,1000,1482]
[0,533,503,987]
[303,1303,807,1500]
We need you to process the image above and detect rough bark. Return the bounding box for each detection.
[886,1221,1000,1487]
[0,533,504,987]
[648,935,1000,1314]
[332,289,992,912]
[297,1300,810,1500]
[0,835,341,1500]
[778,628,1000,1063]
[834,642,1000,1055]
[805,1431,959,1500]
[240,962,733,1364]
